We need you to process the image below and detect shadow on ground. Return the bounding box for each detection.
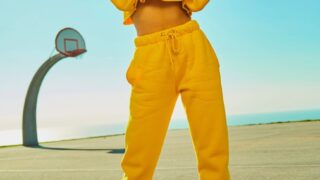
[25,145,125,154]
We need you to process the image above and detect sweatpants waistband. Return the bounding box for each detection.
[134,20,200,47]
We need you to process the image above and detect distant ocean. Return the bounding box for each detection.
[0,108,319,147]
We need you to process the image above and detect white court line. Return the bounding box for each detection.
[0,169,120,172]
[0,156,61,161]
[231,164,320,168]
[0,164,320,173]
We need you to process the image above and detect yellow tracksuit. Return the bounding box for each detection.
[111,0,209,25]
[122,20,230,180]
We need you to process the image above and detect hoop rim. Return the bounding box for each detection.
[63,49,87,57]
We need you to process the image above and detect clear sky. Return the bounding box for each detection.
[1,0,319,130]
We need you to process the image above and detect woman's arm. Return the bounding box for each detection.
[182,0,209,11]
[111,0,138,11]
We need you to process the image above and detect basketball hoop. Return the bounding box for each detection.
[55,28,87,57]
[64,48,86,57]
[22,27,88,146]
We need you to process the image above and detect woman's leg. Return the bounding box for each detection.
[121,42,179,180]
[179,29,230,180]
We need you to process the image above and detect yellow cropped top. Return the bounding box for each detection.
[111,0,209,25]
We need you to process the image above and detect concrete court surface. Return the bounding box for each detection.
[0,120,319,180]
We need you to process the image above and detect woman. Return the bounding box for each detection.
[111,0,230,179]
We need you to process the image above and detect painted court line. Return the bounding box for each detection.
[0,164,319,173]
[0,169,120,172]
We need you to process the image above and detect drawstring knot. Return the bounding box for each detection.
[162,29,180,54]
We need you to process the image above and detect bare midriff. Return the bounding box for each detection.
[131,0,191,36]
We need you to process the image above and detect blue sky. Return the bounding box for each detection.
[0,0,319,129]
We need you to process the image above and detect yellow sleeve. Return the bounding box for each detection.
[111,0,138,11]
[182,0,209,12]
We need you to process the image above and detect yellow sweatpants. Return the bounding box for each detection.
[121,20,230,180]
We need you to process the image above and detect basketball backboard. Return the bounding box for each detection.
[55,28,86,57]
